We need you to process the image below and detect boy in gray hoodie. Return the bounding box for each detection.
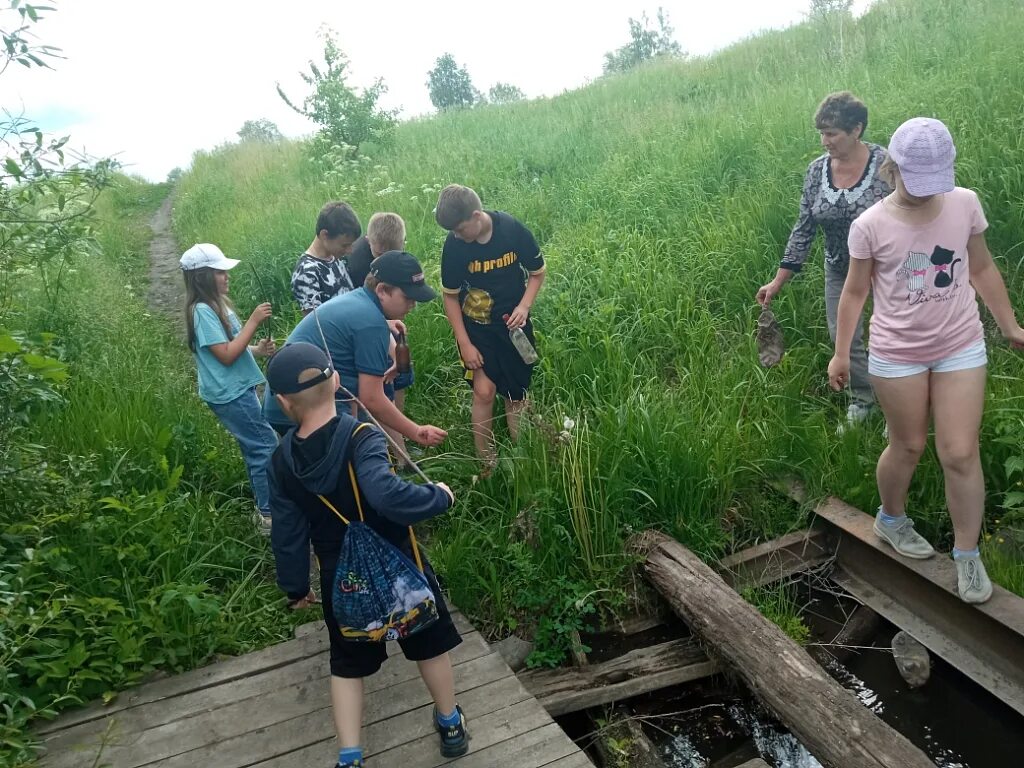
[266,342,469,767]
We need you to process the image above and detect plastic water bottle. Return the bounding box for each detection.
[395,332,411,374]
[503,314,539,364]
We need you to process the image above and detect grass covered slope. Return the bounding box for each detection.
[174,0,1024,646]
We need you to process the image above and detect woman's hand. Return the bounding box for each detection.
[756,280,782,306]
[828,354,850,391]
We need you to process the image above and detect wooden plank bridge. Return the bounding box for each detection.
[37,612,593,768]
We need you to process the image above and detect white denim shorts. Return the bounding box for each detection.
[868,339,987,378]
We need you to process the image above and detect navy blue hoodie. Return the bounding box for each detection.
[268,413,452,600]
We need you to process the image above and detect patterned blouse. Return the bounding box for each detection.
[781,142,890,274]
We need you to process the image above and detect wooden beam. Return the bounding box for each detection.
[718,529,831,591]
[641,532,934,768]
[519,638,716,716]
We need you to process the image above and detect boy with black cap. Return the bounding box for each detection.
[266,341,469,767]
[264,250,447,451]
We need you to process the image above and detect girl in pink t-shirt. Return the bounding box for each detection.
[828,118,1024,604]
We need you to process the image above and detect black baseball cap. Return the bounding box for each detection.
[266,342,334,395]
[369,250,437,302]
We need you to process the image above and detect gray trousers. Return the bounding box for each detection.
[824,266,873,407]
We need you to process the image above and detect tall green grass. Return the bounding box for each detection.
[1,177,303,765]
[172,0,1024,646]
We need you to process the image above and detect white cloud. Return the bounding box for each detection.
[6,0,874,180]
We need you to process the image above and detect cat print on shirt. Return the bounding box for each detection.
[903,243,962,307]
[897,251,931,292]
[930,245,962,289]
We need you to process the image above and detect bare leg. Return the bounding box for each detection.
[471,370,497,464]
[871,371,930,517]
[930,366,987,551]
[330,676,364,749]
[505,398,528,441]
[417,653,457,715]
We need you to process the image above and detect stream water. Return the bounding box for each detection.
[575,582,1024,768]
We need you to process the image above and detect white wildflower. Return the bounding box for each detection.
[563,417,576,431]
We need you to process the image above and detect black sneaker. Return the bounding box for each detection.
[434,704,469,757]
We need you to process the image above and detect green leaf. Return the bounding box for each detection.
[4,158,21,178]
[1004,491,1024,509]
[1006,456,1024,478]
[0,334,21,353]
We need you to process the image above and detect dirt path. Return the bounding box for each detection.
[146,195,185,334]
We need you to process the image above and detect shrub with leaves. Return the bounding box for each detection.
[277,27,397,156]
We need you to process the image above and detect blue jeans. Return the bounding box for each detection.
[208,387,278,517]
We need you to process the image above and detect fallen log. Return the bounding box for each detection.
[520,638,716,716]
[641,532,934,768]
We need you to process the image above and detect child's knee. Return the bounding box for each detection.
[472,377,497,403]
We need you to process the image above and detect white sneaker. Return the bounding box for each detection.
[873,513,935,559]
[955,554,993,604]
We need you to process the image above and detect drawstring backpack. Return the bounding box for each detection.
[319,424,439,642]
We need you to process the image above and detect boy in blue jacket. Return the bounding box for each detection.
[266,342,469,767]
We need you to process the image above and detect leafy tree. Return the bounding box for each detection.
[809,0,854,17]
[277,27,397,154]
[166,166,184,183]
[2,4,116,314]
[602,7,684,75]
[488,82,526,105]
[237,118,283,143]
[426,53,481,111]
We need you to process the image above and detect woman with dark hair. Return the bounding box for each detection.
[757,91,891,430]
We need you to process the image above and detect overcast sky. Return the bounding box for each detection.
[6,0,873,181]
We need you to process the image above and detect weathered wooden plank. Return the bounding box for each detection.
[42,630,488,759]
[543,752,597,768]
[430,721,582,768]
[369,698,555,767]
[39,611,473,738]
[45,651,512,768]
[642,531,935,768]
[249,672,538,767]
[520,638,716,715]
[735,760,771,768]
[36,629,330,735]
[718,529,831,591]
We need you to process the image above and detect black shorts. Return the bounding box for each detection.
[320,558,462,678]
[464,319,536,401]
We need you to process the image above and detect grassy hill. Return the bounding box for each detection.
[172,0,1024,650]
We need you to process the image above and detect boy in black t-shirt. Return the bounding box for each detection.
[435,184,546,464]
[290,201,361,315]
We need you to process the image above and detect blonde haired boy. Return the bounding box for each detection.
[266,342,468,767]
